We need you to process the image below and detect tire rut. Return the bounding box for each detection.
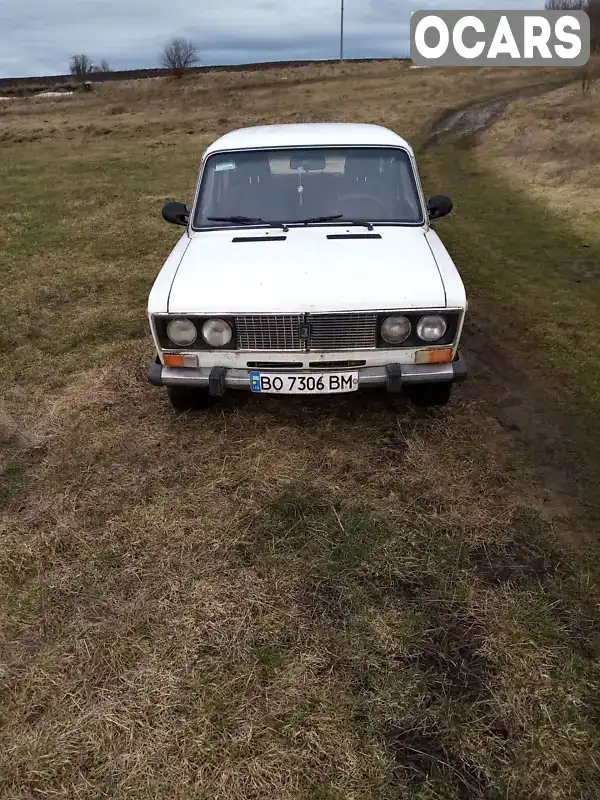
[420,78,600,532]
[423,79,576,145]
[461,311,600,530]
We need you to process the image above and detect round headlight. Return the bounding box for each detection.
[202,318,233,348]
[416,315,447,342]
[166,318,197,346]
[381,315,411,344]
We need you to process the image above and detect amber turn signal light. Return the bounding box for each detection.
[163,354,185,367]
[162,353,199,368]
[415,348,453,365]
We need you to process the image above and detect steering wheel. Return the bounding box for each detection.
[335,193,388,217]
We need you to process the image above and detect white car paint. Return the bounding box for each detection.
[203,122,416,157]
[424,229,467,310]
[164,226,449,315]
[148,234,190,315]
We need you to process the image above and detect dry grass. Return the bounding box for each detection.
[477,73,600,239]
[1,61,600,799]
[3,367,599,799]
[0,60,577,147]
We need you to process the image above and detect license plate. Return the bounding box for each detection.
[249,371,359,394]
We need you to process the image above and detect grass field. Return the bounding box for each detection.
[1,61,600,799]
[477,80,600,240]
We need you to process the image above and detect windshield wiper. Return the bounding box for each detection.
[207,215,290,230]
[206,214,377,231]
[335,219,376,230]
[283,214,344,224]
[280,215,377,230]
[207,215,263,224]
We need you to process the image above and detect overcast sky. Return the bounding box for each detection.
[0,0,544,78]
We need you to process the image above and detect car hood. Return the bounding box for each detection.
[167,226,447,314]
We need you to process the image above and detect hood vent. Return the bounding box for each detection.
[326,233,382,240]
[232,235,287,243]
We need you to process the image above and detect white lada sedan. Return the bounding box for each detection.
[147,122,467,410]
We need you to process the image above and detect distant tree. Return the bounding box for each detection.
[591,0,600,48]
[161,37,199,77]
[545,0,600,50]
[90,59,111,73]
[545,0,600,91]
[69,54,95,77]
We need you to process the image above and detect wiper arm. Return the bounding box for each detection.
[280,215,376,230]
[207,215,264,224]
[283,214,344,224]
[207,216,290,230]
[336,219,375,230]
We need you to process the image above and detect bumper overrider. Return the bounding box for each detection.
[147,353,468,396]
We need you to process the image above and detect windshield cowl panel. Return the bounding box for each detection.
[192,146,425,230]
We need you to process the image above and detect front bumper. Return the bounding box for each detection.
[148,353,468,395]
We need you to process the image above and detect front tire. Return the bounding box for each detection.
[406,382,452,408]
[166,385,219,411]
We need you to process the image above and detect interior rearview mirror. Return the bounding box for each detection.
[427,195,453,221]
[289,154,327,171]
[162,201,190,226]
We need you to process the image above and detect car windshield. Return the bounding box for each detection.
[192,146,424,228]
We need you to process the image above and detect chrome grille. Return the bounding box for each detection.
[234,312,379,351]
[235,314,303,351]
[308,313,378,351]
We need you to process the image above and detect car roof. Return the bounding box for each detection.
[204,123,414,156]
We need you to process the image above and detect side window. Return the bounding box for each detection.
[196,166,214,220]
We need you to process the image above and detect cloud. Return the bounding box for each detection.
[0,0,542,78]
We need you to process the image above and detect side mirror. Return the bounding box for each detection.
[427,195,453,221]
[162,201,190,226]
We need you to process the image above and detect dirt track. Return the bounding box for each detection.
[424,80,577,143]
[464,312,600,530]
[422,82,600,531]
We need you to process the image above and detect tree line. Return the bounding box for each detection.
[69,4,599,82]
[69,37,199,79]
[545,0,600,50]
